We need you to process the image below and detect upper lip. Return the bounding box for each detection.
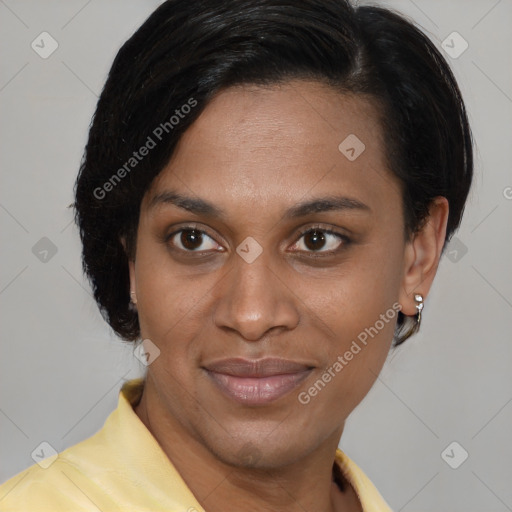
[203,358,313,378]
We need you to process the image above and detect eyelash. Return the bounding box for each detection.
[165,223,351,257]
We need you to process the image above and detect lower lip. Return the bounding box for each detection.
[206,370,312,406]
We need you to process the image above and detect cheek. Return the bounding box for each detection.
[298,297,396,419]
[304,244,403,336]
[134,239,214,346]
[297,248,403,410]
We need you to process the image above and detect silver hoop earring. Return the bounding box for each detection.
[414,293,424,329]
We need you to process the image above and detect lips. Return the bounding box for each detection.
[203,358,313,406]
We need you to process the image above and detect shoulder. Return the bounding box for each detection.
[0,451,119,512]
[0,391,122,511]
[0,379,162,512]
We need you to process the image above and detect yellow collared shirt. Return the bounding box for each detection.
[0,379,393,511]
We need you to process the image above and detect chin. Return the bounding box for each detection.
[203,432,311,471]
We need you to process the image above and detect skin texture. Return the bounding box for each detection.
[126,80,448,512]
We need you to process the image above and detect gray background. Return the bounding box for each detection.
[1,0,511,510]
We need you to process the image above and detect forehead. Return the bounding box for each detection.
[144,80,399,217]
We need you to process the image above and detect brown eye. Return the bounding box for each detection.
[168,228,220,252]
[180,229,203,250]
[291,228,347,254]
[303,229,326,251]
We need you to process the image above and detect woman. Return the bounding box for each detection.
[0,0,472,510]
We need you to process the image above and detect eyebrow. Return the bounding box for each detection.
[148,190,223,217]
[148,190,371,218]
[283,195,371,218]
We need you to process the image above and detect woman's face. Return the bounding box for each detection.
[129,80,416,468]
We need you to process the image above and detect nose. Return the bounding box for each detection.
[213,251,300,341]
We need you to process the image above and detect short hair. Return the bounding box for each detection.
[73,0,473,345]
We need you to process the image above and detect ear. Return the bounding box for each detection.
[120,236,137,302]
[399,197,449,315]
